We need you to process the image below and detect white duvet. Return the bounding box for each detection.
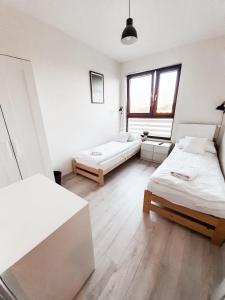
[74,140,140,164]
[151,145,225,203]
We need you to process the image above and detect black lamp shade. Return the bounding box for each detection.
[216,102,225,112]
[121,18,138,45]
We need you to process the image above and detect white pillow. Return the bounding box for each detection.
[114,132,130,143]
[205,140,217,154]
[128,132,141,142]
[178,137,216,154]
[177,138,185,149]
[183,136,207,155]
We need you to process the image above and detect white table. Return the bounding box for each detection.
[0,174,94,300]
[141,141,172,163]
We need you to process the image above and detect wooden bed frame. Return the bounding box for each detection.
[72,148,140,186]
[143,190,225,246]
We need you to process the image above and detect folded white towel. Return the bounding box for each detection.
[170,167,198,181]
[91,151,102,156]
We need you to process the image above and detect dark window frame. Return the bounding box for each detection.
[127,64,182,119]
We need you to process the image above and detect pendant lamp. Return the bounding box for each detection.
[121,0,138,45]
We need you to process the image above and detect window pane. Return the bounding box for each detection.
[156,71,177,113]
[129,74,152,113]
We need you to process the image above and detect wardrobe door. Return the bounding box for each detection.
[0,56,53,180]
[0,106,21,188]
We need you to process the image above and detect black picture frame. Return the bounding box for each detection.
[90,71,104,104]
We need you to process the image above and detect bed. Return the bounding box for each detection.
[72,137,141,186]
[143,124,225,246]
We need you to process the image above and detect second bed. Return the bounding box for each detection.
[143,125,225,245]
[72,139,141,186]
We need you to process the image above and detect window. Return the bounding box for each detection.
[129,74,152,113]
[127,64,181,139]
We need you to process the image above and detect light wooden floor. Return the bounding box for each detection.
[63,157,225,300]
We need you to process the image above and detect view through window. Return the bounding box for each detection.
[127,64,181,139]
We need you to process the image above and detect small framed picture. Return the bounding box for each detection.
[90,71,104,104]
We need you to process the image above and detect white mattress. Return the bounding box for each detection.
[74,140,141,170]
[148,145,225,218]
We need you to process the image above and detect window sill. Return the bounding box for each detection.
[141,135,172,141]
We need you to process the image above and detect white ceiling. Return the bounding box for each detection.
[2,0,225,62]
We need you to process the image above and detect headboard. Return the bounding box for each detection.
[175,123,216,142]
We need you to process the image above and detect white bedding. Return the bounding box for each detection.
[149,145,225,217]
[74,140,141,169]
[148,179,225,218]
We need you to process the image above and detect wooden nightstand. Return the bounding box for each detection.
[141,141,173,163]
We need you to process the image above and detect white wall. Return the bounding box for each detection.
[121,37,225,139]
[0,6,120,174]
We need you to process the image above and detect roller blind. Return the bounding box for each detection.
[128,118,173,139]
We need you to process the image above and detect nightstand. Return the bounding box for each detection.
[141,141,173,163]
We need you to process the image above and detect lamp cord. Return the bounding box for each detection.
[217,112,225,142]
[129,0,130,18]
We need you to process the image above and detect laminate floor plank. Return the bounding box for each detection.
[62,158,224,300]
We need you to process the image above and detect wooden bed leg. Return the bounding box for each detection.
[211,219,225,246]
[98,169,104,186]
[143,190,151,213]
[72,159,77,174]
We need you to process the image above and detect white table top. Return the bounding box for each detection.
[0,174,88,275]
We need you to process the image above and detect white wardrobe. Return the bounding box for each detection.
[0,55,53,188]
